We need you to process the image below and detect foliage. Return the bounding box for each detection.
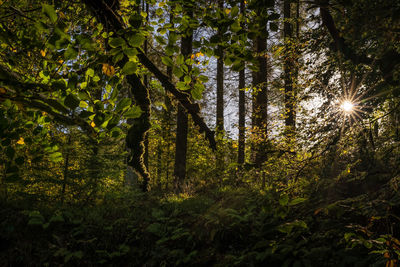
[1,0,400,266]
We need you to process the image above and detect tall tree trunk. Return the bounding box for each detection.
[174,12,193,193]
[284,0,295,135]
[216,0,225,179]
[124,2,146,189]
[238,68,246,165]
[238,0,246,166]
[174,108,188,192]
[164,12,174,191]
[252,13,268,168]
[216,51,224,133]
[143,1,149,170]
[164,64,173,191]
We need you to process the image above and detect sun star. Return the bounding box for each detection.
[340,100,354,113]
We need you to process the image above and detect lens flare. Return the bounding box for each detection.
[340,100,354,113]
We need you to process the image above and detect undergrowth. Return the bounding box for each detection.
[1,177,399,266]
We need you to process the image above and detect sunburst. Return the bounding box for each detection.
[340,100,354,113]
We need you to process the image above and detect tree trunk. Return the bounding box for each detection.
[252,18,268,168]
[238,68,246,165]
[215,0,225,179]
[174,14,193,193]
[284,0,296,135]
[82,0,216,192]
[163,11,174,191]
[143,1,149,171]
[237,0,246,166]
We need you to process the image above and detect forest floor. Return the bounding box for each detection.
[1,178,399,266]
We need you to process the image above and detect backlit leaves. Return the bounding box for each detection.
[109,37,126,48]
[16,137,24,145]
[122,61,137,75]
[124,105,142,119]
[161,56,174,67]
[128,34,146,47]
[42,4,57,23]
[102,64,115,77]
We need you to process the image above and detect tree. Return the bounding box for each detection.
[174,3,193,193]
[283,0,295,134]
[215,0,225,177]
[237,0,246,166]
[83,0,217,191]
[251,3,269,168]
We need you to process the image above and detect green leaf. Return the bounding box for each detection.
[146,223,163,236]
[115,98,131,112]
[129,13,142,27]
[128,34,145,47]
[109,37,126,48]
[173,67,184,78]
[64,94,80,110]
[42,4,57,23]
[123,48,138,57]
[106,115,120,130]
[77,35,97,51]
[49,214,64,224]
[64,46,78,60]
[28,211,45,226]
[111,128,122,138]
[176,54,185,65]
[232,60,245,72]
[184,75,191,84]
[192,83,204,100]
[151,209,165,219]
[161,56,174,67]
[49,152,63,162]
[155,35,166,45]
[113,52,124,64]
[198,75,209,83]
[2,99,12,108]
[231,6,239,17]
[124,106,142,119]
[289,198,307,206]
[279,194,289,206]
[122,61,137,75]
[86,68,94,77]
[231,21,242,32]
[80,82,87,89]
[78,91,90,100]
[176,81,188,91]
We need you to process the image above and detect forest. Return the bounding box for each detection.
[0,0,400,266]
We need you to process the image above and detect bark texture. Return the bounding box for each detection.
[252,18,268,168]
[174,15,192,193]
[284,0,295,133]
[237,0,246,166]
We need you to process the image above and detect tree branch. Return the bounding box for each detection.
[318,2,372,65]
[82,0,216,150]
